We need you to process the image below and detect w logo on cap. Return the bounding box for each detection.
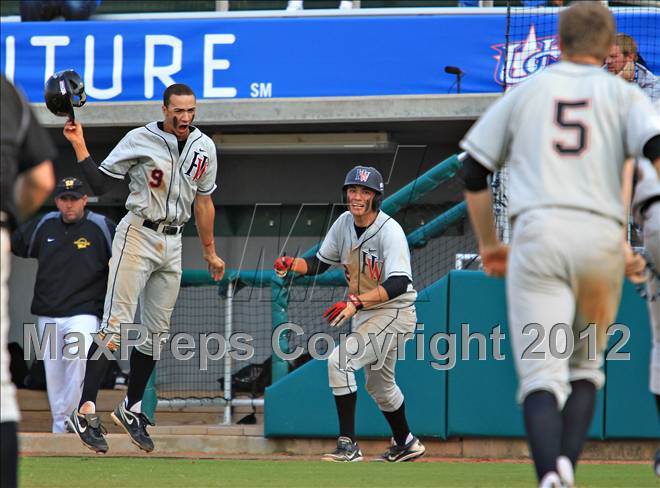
[356,169,371,182]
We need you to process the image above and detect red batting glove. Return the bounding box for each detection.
[323,294,362,327]
[274,256,294,278]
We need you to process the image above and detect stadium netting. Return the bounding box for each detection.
[156,155,478,400]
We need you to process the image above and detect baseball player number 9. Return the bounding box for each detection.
[149,169,163,188]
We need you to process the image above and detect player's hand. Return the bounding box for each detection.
[480,243,509,277]
[623,242,646,284]
[205,253,225,281]
[63,119,85,146]
[323,300,357,327]
[323,294,363,327]
[274,256,294,278]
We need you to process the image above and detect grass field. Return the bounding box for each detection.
[19,457,658,487]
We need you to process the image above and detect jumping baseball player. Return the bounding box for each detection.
[273,166,425,462]
[61,83,225,453]
[460,3,659,487]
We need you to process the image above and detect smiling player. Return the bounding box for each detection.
[274,166,425,463]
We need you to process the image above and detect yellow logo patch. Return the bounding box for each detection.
[74,237,91,250]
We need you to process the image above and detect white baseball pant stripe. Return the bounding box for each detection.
[507,208,624,409]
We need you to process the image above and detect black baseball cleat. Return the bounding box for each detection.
[110,402,155,453]
[376,436,426,462]
[67,408,108,454]
[322,436,363,462]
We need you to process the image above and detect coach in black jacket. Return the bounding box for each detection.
[11,177,115,432]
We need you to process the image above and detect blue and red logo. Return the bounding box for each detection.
[492,25,560,88]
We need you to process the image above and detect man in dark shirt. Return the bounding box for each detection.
[1,75,55,488]
[12,177,115,433]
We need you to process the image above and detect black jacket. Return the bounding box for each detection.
[11,210,115,318]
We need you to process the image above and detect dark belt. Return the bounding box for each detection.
[142,219,183,235]
[640,195,660,219]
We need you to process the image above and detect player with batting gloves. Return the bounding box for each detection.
[274,166,425,463]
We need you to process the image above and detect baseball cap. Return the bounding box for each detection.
[55,177,85,198]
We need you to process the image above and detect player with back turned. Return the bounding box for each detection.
[273,166,425,463]
[1,75,56,488]
[460,3,659,487]
[60,81,225,454]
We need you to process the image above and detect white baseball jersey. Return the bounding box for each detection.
[460,61,660,225]
[99,121,218,226]
[317,210,417,311]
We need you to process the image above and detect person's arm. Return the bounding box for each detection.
[14,160,54,221]
[465,188,508,277]
[275,255,332,277]
[10,218,38,258]
[194,194,225,281]
[62,120,119,195]
[621,158,647,284]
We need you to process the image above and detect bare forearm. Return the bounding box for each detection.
[289,257,309,275]
[194,197,216,253]
[465,190,498,249]
[14,160,55,220]
[621,158,634,218]
[356,285,389,308]
[71,140,90,162]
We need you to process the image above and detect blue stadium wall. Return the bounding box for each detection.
[265,270,659,439]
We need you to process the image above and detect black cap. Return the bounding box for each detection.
[55,177,85,198]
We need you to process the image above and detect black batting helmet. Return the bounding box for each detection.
[44,69,86,120]
[342,166,385,211]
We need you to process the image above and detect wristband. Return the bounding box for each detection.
[348,293,364,311]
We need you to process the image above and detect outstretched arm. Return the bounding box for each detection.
[194,193,225,281]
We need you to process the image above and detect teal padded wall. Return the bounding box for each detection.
[265,272,653,439]
[605,281,660,438]
[446,271,604,439]
[265,276,449,438]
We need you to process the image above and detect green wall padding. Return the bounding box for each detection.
[605,281,660,439]
[265,272,654,440]
[445,271,605,439]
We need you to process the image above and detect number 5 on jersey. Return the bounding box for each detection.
[553,100,590,156]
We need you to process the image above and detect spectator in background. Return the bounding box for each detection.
[1,75,56,488]
[287,1,353,11]
[11,177,115,434]
[606,33,659,102]
[20,0,101,21]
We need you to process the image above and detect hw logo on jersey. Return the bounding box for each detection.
[361,249,382,281]
[492,25,560,88]
[185,151,209,182]
[356,169,371,183]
